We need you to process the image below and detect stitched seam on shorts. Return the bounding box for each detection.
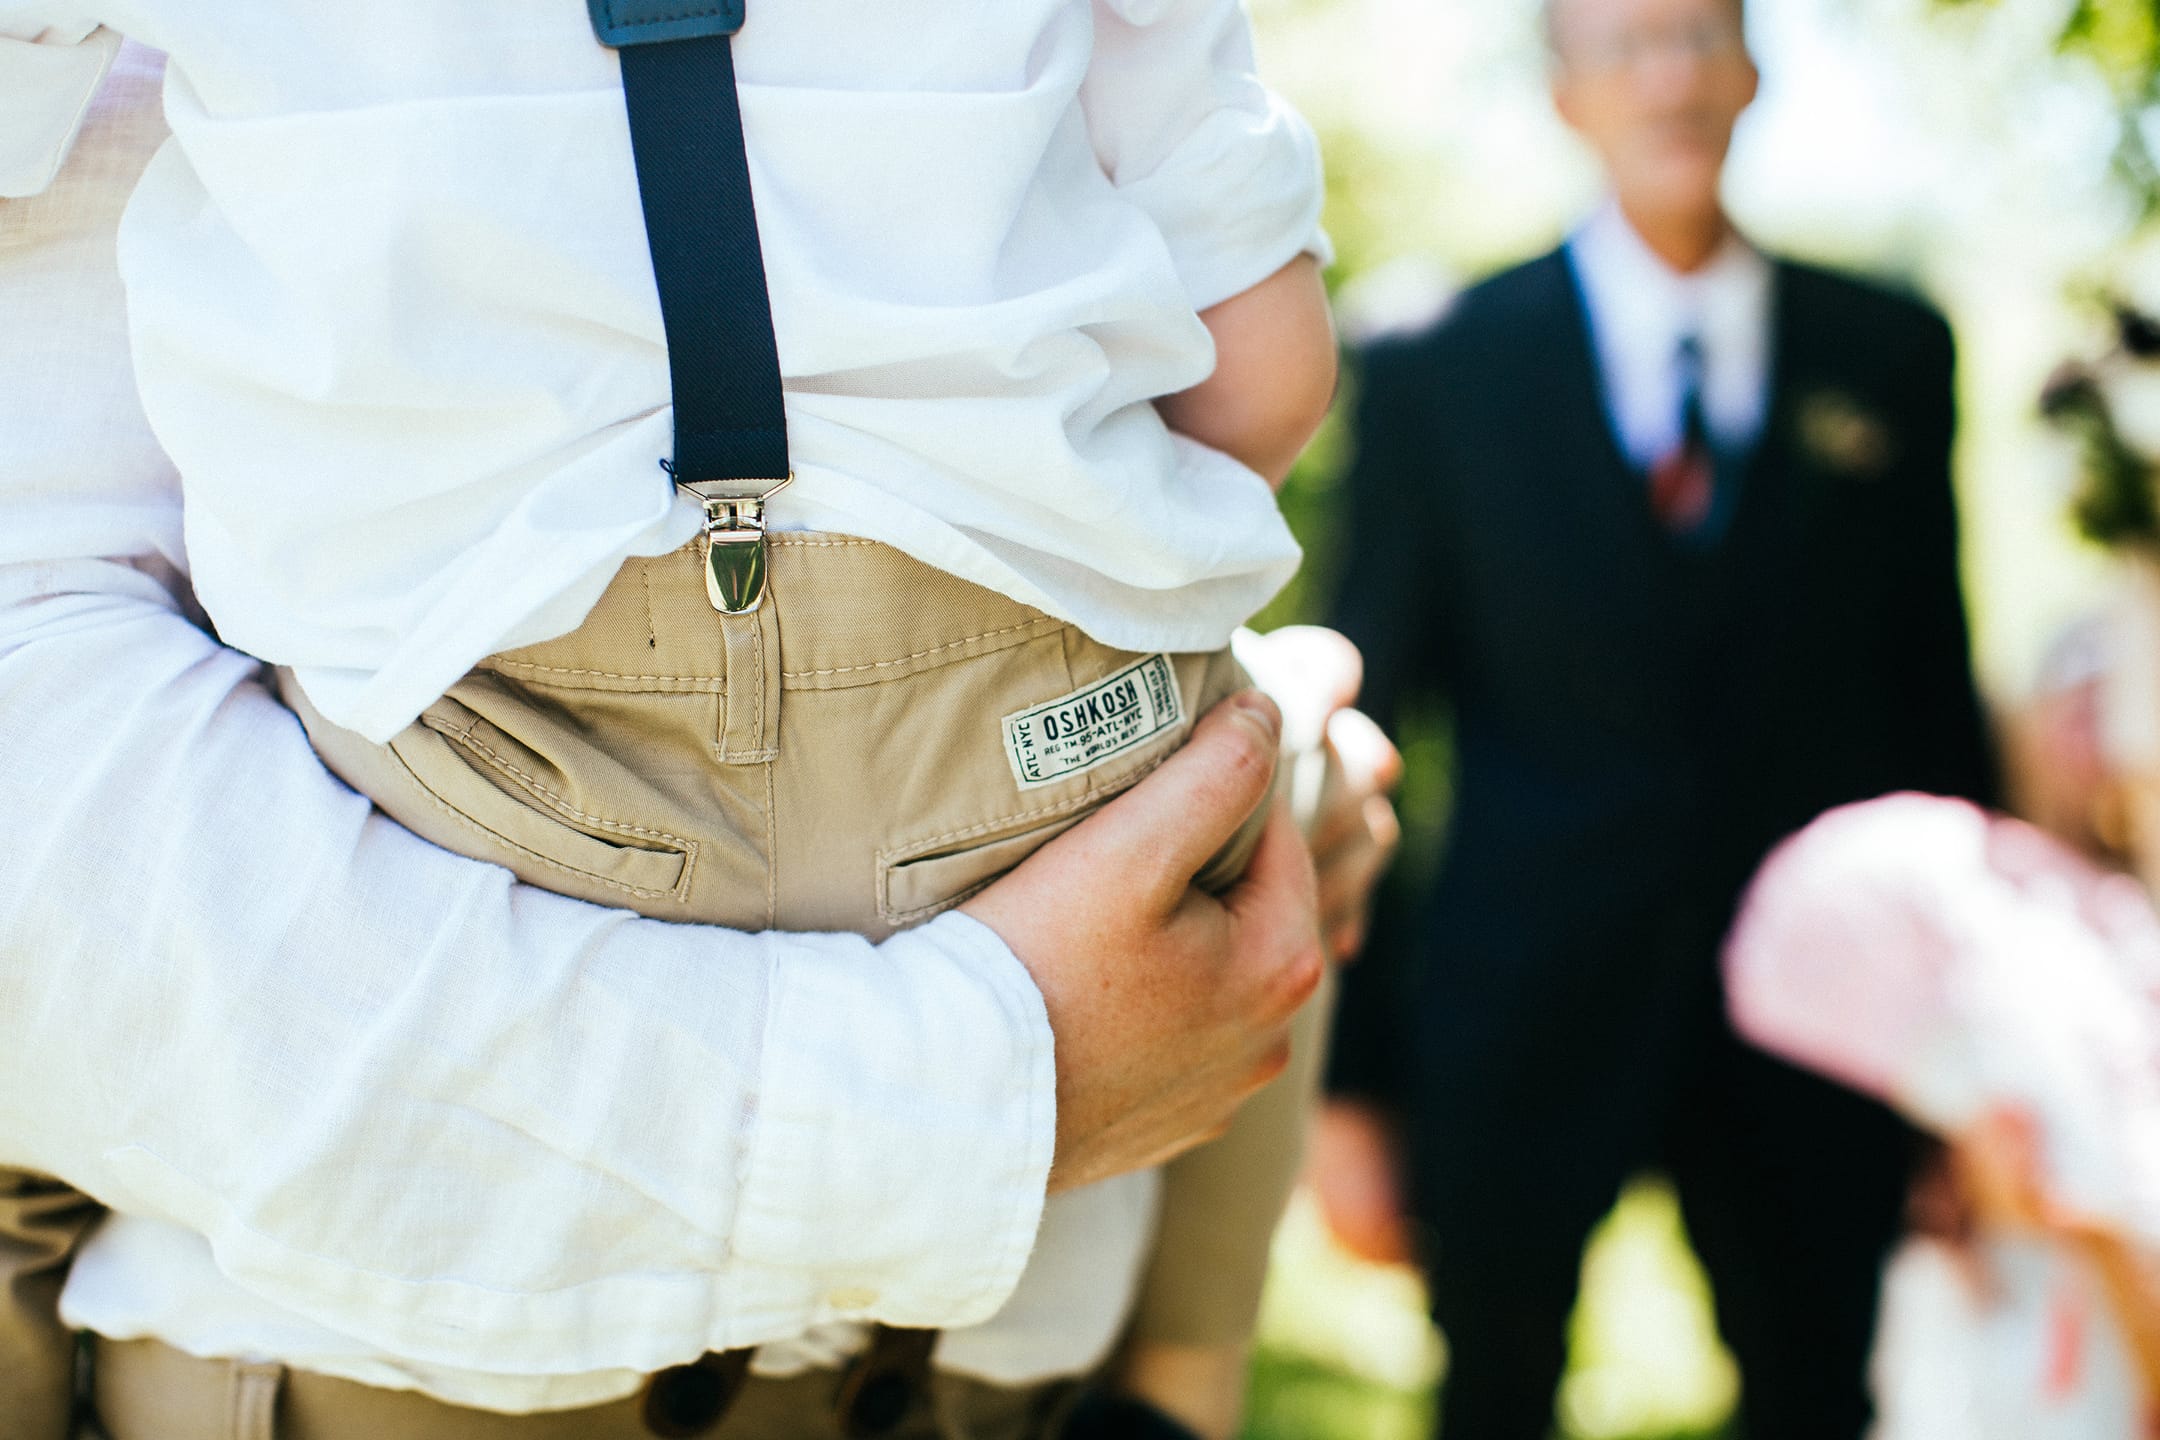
[765,761,777,928]
[485,660,723,685]
[423,724,701,900]
[386,745,689,901]
[766,536,880,549]
[428,722,701,851]
[709,614,780,764]
[780,619,1061,680]
[438,708,482,742]
[488,618,1061,690]
[753,613,767,753]
[880,872,1003,927]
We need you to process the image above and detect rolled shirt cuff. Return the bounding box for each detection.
[1130,90,1331,313]
[733,910,1056,1330]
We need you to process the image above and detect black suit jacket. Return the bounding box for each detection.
[1328,246,1996,1111]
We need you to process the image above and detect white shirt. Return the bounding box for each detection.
[1565,200,1773,472]
[0,20,1312,1413]
[0,0,1325,745]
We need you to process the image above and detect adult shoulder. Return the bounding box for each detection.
[1356,248,1575,388]
[1774,257,1954,371]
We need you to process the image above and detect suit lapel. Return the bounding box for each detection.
[1725,262,1819,557]
[1534,250,1672,561]
[1545,249,1641,490]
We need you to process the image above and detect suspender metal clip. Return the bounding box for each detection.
[674,472,792,615]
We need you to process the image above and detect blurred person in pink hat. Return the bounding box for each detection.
[1728,793,2160,1439]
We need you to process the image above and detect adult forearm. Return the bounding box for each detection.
[0,565,1052,1372]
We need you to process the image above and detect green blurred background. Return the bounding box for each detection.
[1232,0,2160,1435]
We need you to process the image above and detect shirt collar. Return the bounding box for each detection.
[1568,198,1771,358]
[1564,199,1777,466]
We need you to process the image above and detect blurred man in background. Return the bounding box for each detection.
[1315,0,1997,1434]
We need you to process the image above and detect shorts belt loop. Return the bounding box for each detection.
[715,597,782,765]
[227,1358,284,1440]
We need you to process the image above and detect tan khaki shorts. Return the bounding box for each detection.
[291,536,1266,935]
[84,534,1320,1437]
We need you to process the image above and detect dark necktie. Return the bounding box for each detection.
[1648,333,1714,533]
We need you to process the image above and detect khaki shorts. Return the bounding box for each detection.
[64,535,1327,1437]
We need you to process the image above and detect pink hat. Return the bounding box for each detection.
[1726,794,2160,1235]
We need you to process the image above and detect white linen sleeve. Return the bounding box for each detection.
[0,16,118,198]
[1079,0,1330,311]
[0,50,1053,1376]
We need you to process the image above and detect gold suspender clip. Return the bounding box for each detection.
[674,472,793,615]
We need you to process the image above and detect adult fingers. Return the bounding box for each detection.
[1064,690,1283,905]
[1330,706,1403,792]
[1308,708,1403,855]
[1220,801,1325,1021]
[1318,795,1401,959]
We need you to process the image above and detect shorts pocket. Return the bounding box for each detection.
[388,699,693,901]
[877,809,1089,926]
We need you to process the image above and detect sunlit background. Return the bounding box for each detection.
[1237,0,2157,1435]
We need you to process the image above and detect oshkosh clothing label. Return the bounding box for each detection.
[1002,655,1184,790]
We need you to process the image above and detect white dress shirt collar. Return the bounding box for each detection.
[1566,199,1776,473]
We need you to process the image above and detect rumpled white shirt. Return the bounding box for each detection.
[1566,199,1773,471]
[0,0,1325,744]
[0,4,1326,1410]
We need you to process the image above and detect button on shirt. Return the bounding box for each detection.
[1,0,1325,745]
[0,2,1324,1416]
[1566,200,1774,473]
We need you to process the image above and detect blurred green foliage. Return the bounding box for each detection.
[1244,1186,1739,1440]
[1938,0,2160,215]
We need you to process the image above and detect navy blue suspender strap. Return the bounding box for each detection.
[589,0,791,613]
[586,16,948,1430]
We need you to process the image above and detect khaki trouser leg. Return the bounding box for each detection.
[0,1168,99,1440]
[92,1337,1074,1440]
[1130,967,1336,1349]
[1128,693,1349,1351]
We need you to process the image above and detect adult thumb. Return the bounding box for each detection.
[1073,690,1283,904]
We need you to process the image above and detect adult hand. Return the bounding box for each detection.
[963,691,1325,1194]
[1235,625,1404,960]
[1312,705,1405,960]
[1306,1098,1414,1266]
